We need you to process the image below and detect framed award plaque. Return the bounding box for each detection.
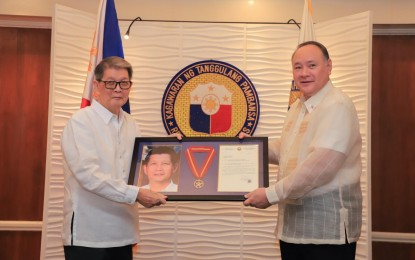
[128,136,269,201]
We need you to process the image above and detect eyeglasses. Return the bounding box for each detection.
[97,80,132,90]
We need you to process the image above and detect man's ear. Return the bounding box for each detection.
[173,163,179,172]
[92,81,99,99]
[327,58,333,75]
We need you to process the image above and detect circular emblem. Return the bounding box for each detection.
[162,60,260,137]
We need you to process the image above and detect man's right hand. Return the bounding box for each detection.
[136,188,167,208]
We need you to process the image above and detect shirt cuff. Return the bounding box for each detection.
[126,185,139,205]
[265,186,279,204]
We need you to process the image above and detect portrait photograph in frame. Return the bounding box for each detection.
[128,137,269,201]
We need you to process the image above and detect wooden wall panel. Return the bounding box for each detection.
[371,35,415,234]
[0,232,41,260]
[0,27,50,220]
[373,242,415,260]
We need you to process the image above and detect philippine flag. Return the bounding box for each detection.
[288,0,316,110]
[189,83,232,134]
[80,0,130,113]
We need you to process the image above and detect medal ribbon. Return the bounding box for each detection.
[185,146,216,180]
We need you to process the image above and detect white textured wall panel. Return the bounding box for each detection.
[315,12,372,259]
[41,5,371,259]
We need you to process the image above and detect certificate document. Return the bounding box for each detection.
[217,144,259,192]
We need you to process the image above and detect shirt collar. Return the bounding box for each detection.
[300,80,333,113]
[91,99,124,124]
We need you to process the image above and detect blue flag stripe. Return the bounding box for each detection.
[103,0,130,113]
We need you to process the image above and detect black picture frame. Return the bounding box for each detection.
[128,136,269,201]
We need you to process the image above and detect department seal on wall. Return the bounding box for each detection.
[162,60,260,137]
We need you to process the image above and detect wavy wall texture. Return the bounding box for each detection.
[41,5,371,259]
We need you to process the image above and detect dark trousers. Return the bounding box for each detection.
[279,240,357,260]
[64,245,133,260]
